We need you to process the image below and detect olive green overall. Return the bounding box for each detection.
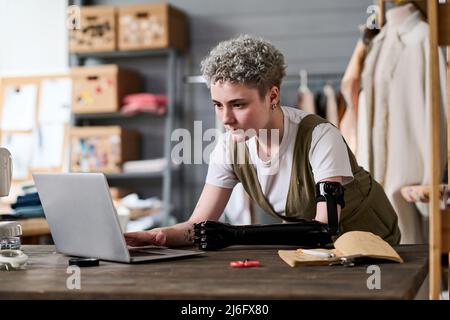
[230,114,401,245]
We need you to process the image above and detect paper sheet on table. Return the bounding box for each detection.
[1,133,33,180]
[1,84,37,131]
[32,124,66,168]
[38,78,72,124]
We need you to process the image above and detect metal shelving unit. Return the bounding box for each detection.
[70,48,175,63]
[69,47,180,227]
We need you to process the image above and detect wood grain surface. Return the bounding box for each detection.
[0,244,427,300]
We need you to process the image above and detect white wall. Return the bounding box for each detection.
[0,0,68,76]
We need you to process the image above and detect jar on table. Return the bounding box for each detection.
[0,221,22,250]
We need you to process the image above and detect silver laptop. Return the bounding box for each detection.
[33,172,202,263]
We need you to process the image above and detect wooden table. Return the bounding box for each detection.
[0,245,428,300]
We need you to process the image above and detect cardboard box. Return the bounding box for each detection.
[69,126,140,173]
[118,3,188,52]
[71,65,141,113]
[69,5,117,53]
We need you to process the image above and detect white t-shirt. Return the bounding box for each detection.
[206,106,354,215]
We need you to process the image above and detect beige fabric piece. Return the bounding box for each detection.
[359,7,448,243]
[356,93,369,171]
[324,84,339,127]
[297,88,315,114]
[340,40,366,155]
[339,99,357,154]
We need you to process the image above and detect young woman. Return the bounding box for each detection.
[125,35,401,248]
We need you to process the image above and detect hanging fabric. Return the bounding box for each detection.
[359,3,448,243]
[355,35,375,171]
[296,70,315,114]
[323,83,339,127]
[336,92,347,125]
[339,38,367,154]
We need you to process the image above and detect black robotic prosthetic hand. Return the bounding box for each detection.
[193,220,334,251]
[193,181,345,251]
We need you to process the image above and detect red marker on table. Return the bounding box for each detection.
[229,259,260,268]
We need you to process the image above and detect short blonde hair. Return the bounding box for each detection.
[200,35,286,97]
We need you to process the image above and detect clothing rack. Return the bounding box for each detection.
[183,72,343,86]
[289,71,343,95]
[380,0,450,300]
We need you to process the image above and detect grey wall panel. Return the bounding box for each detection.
[190,35,359,75]
[96,0,371,14]
[90,0,373,216]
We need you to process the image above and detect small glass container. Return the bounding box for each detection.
[0,222,22,250]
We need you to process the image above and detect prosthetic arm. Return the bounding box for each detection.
[193,181,345,250]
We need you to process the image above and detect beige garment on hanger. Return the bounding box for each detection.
[297,88,315,114]
[359,6,448,244]
[340,40,366,154]
[323,84,339,127]
[356,93,369,171]
[372,3,419,187]
[339,100,357,154]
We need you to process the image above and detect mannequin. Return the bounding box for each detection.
[372,3,417,186]
[361,2,448,244]
[386,2,417,26]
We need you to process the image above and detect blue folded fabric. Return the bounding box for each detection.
[11,205,45,218]
[11,192,41,209]
[17,192,39,201]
